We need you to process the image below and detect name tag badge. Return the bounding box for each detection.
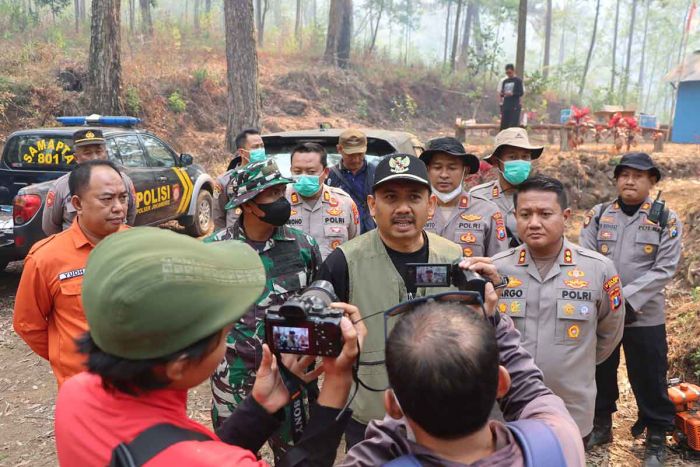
[58,268,85,281]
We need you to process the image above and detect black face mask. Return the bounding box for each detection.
[256,197,291,226]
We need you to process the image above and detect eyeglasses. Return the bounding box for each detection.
[382,291,486,343]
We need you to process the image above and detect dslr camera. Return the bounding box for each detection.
[265,280,344,357]
[406,261,490,299]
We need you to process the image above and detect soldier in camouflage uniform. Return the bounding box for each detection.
[205,158,322,463]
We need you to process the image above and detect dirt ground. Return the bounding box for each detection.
[2,146,700,466]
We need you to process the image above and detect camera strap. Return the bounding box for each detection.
[275,353,308,444]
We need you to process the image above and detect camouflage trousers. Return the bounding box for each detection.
[210,330,311,465]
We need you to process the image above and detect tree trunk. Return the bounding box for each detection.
[621,0,638,106]
[194,0,201,35]
[79,0,86,21]
[139,0,153,37]
[324,0,353,68]
[578,0,600,98]
[256,0,268,47]
[459,1,475,69]
[74,0,81,31]
[206,0,212,13]
[295,0,303,48]
[87,0,122,114]
[367,0,384,55]
[516,0,527,76]
[610,0,620,98]
[637,0,651,103]
[224,0,260,152]
[473,2,483,55]
[543,0,552,79]
[129,0,136,33]
[443,1,452,66]
[558,1,566,66]
[449,0,463,72]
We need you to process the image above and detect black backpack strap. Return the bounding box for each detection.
[330,166,366,208]
[109,423,213,467]
[594,202,614,228]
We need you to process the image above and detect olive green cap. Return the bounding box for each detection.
[82,227,266,360]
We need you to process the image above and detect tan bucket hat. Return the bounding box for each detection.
[484,128,544,164]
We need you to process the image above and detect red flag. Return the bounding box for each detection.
[687,1,696,32]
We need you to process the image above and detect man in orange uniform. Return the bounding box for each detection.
[13,159,129,386]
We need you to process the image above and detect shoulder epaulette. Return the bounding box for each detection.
[491,247,518,261]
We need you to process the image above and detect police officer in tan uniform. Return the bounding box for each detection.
[420,137,508,258]
[42,129,136,236]
[470,127,544,248]
[287,142,359,259]
[492,175,624,440]
[579,153,681,465]
[213,129,265,230]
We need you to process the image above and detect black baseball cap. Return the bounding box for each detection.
[73,129,106,148]
[373,153,431,191]
[614,152,661,181]
[419,137,480,175]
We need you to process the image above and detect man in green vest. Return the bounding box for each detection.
[320,153,498,448]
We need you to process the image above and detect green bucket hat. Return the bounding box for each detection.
[82,227,266,360]
[224,159,293,210]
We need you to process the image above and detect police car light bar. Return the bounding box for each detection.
[56,115,142,127]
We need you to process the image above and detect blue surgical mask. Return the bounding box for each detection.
[249,147,267,164]
[502,160,531,185]
[292,175,321,197]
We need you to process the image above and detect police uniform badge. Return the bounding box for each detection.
[459,196,469,209]
[644,244,655,254]
[564,278,588,289]
[493,212,507,241]
[460,232,477,244]
[600,244,609,254]
[323,191,331,202]
[507,277,523,288]
[463,247,473,257]
[291,192,300,204]
[583,209,595,227]
[567,324,580,339]
[564,304,575,316]
[609,287,622,311]
[518,249,527,264]
[46,190,55,208]
[389,156,410,173]
[563,248,573,264]
[492,185,500,199]
[327,207,343,216]
[642,202,651,211]
[461,213,482,222]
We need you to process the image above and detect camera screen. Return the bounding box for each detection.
[413,264,449,287]
[271,326,310,353]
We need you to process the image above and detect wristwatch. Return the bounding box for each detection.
[493,275,510,290]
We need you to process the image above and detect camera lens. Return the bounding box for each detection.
[300,280,338,306]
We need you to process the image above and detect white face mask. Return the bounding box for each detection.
[431,168,466,203]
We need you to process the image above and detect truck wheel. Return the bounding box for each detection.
[185,190,214,237]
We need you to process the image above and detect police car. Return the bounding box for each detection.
[0,115,216,270]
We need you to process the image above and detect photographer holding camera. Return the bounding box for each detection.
[340,282,585,466]
[54,228,365,466]
[491,175,624,443]
[320,154,505,447]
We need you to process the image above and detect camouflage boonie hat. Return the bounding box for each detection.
[224,159,293,210]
